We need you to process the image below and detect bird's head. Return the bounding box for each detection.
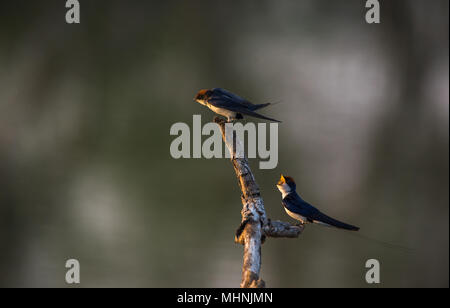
[194,89,212,106]
[277,174,296,196]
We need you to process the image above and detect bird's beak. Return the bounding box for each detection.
[277,174,285,186]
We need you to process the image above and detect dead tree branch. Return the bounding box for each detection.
[214,117,303,288]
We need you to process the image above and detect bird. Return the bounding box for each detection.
[194,88,281,122]
[276,174,359,231]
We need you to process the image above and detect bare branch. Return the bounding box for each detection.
[264,220,304,238]
[214,117,303,288]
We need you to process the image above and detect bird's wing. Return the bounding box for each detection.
[208,96,281,122]
[212,88,274,111]
[211,88,251,105]
[209,93,254,110]
[283,194,359,231]
[283,194,318,219]
[308,211,359,231]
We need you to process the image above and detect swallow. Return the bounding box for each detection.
[277,175,359,231]
[194,88,281,122]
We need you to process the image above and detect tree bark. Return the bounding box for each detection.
[214,117,303,288]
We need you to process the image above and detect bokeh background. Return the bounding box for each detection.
[0,0,448,288]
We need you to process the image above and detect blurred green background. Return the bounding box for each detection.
[0,0,448,287]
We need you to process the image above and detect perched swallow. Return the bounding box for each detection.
[277,175,359,231]
[194,88,281,122]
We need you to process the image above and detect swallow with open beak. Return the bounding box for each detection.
[277,175,359,231]
[194,88,281,122]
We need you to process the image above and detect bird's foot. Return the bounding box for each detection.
[295,221,305,228]
[213,116,225,124]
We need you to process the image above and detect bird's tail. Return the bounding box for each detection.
[240,109,282,123]
[347,232,414,253]
[314,212,360,231]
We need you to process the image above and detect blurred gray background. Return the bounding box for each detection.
[0,0,448,287]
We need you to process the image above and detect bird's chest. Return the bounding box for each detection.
[207,104,237,118]
[284,207,308,224]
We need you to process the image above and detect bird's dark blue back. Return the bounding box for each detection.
[282,192,320,217]
[209,88,254,109]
